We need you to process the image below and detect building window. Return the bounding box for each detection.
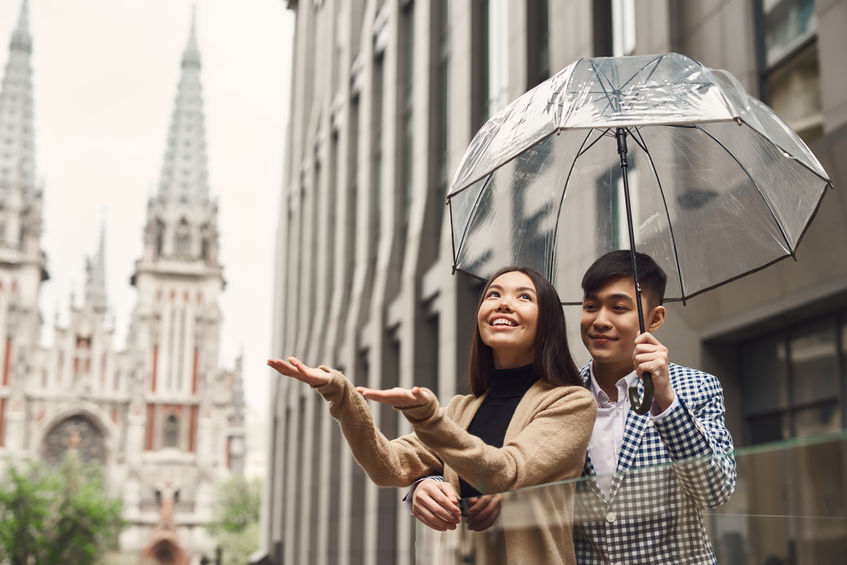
[526,0,550,88]
[433,0,451,248]
[740,308,846,445]
[400,0,415,244]
[593,0,613,56]
[371,53,384,256]
[756,0,822,142]
[612,0,636,56]
[163,414,180,448]
[485,0,509,120]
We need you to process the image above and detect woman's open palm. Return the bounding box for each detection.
[267,357,331,387]
[356,386,428,409]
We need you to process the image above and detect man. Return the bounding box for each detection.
[410,251,736,563]
[573,250,735,563]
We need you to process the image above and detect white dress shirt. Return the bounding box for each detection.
[587,363,677,495]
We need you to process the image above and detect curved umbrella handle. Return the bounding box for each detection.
[629,372,654,415]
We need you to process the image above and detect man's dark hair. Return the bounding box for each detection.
[466,266,582,396]
[581,250,668,306]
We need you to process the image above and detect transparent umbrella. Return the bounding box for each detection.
[447,53,832,413]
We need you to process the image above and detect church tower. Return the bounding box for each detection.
[0,0,47,452]
[128,7,224,455]
[121,10,233,560]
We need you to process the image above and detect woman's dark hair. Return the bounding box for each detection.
[466,266,582,396]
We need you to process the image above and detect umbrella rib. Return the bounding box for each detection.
[692,124,796,255]
[453,173,497,273]
[586,55,673,120]
[449,199,459,273]
[616,54,665,92]
[588,60,618,115]
[629,126,688,302]
[576,128,612,159]
[550,128,597,285]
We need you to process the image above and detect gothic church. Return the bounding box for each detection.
[0,2,246,563]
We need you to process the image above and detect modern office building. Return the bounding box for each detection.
[0,3,246,563]
[264,1,847,564]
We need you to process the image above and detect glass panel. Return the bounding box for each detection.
[415,433,847,564]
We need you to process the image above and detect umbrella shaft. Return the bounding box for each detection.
[615,127,646,334]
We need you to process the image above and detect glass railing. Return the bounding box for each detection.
[415,431,847,564]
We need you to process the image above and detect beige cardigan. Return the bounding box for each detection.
[315,370,596,565]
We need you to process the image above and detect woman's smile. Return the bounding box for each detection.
[477,271,539,368]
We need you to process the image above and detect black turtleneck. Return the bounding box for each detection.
[459,364,539,498]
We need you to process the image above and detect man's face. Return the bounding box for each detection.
[580,277,651,377]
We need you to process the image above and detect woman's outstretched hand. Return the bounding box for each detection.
[267,357,331,387]
[356,386,428,409]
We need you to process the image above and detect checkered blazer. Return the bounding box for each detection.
[573,363,736,564]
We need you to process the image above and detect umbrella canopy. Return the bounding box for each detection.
[447,53,832,305]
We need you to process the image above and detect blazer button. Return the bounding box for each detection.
[605,511,617,523]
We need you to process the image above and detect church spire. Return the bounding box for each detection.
[10,0,32,54]
[182,5,201,70]
[0,0,45,270]
[135,7,220,271]
[0,0,36,195]
[156,6,210,207]
[84,218,107,313]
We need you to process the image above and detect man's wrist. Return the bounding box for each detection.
[651,391,678,418]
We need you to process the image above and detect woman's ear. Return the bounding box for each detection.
[647,305,666,332]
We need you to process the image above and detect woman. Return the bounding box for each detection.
[268,267,596,564]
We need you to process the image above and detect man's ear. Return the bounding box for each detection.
[647,305,666,332]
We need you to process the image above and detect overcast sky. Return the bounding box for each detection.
[0,0,294,420]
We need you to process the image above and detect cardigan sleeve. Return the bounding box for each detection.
[400,385,596,495]
[313,370,443,488]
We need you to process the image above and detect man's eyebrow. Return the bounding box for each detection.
[582,292,634,301]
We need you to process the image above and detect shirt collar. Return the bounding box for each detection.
[587,361,639,406]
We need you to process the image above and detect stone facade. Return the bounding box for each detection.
[265,1,847,564]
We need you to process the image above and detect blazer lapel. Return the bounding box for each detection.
[582,452,607,501]
[608,380,650,500]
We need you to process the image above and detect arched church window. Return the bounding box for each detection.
[42,415,106,466]
[163,414,179,448]
[175,218,191,256]
[155,219,166,257]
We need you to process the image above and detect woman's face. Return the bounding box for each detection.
[477,270,539,369]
